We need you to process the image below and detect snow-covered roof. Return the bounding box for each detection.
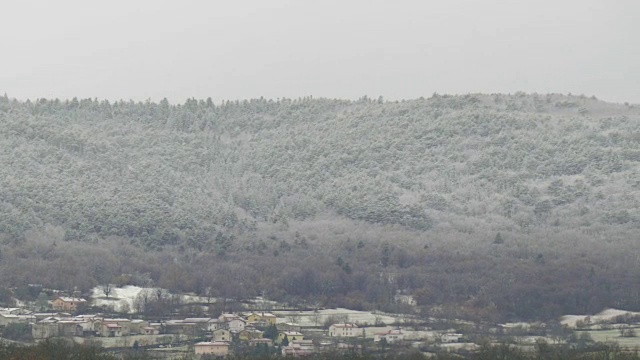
[55,297,87,302]
[0,308,21,313]
[103,318,131,322]
[184,317,212,323]
[281,331,304,336]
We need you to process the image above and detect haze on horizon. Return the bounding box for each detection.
[1,0,638,104]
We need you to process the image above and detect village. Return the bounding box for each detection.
[0,286,475,358]
[2,285,640,359]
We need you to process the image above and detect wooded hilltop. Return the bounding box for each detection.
[0,93,638,321]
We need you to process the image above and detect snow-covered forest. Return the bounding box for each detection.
[0,93,638,321]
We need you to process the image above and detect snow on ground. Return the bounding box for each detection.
[586,329,640,349]
[438,343,480,351]
[91,285,144,312]
[560,308,640,328]
[273,308,401,327]
[90,286,209,313]
[501,322,532,329]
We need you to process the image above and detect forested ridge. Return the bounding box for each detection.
[0,93,639,321]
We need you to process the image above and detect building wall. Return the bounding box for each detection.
[195,344,229,356]
[213,329,231,342]
[329,325,359,337]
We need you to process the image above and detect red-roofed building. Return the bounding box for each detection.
[51,297,87,312]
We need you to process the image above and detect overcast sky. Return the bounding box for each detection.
[1,0,638,104]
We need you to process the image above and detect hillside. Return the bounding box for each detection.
[0,93,639,320]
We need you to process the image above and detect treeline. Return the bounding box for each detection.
[3,225,640,321]
[0,93,639,321]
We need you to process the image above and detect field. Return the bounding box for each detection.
[583,329,640,349]
[274,308,402,327]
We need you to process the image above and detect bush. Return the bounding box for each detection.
[2,323,32,342]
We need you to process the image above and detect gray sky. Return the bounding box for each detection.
[1,0,638,104]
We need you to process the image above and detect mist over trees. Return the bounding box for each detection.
[0,93,638,321]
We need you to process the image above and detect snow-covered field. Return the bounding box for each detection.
[273,308,404,327]
[90,285,144,312]
[560,308,640,328]
[585,328,640,349]
[90,286,210,313]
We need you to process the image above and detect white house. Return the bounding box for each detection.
[441,333,463,343]
[374,329,404,343]
[227,318,246,333]
[282,340,315,357]
[328,323,359,337]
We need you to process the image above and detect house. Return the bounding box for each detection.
[261,313,277,325]
[101,323,123,337]
[246,312,277,325]
[194,341,230,356]
[374,329,404,343]
[239,328,264,341]
[51,297,87,312]
[245,313,262,324]
[129,319,150,334]
[0,314,20,327]
[441,333,463,343]
[182,318,212,334]
[97,319,131,337]
[58,320,83,336]
[0,313,36,327]
[276,331,304,345]
[32,322,60,339]
[248,338,273,347]
[142,326,160,335]
[101,318,131,336]
[282,340,315,357]
[31,317,89,338]
[142,323,163,335]
[329,323,359,337]
[0,308,32,316]
[164,320,196,335]
[227,318,246,333]
[213,329,232,342]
